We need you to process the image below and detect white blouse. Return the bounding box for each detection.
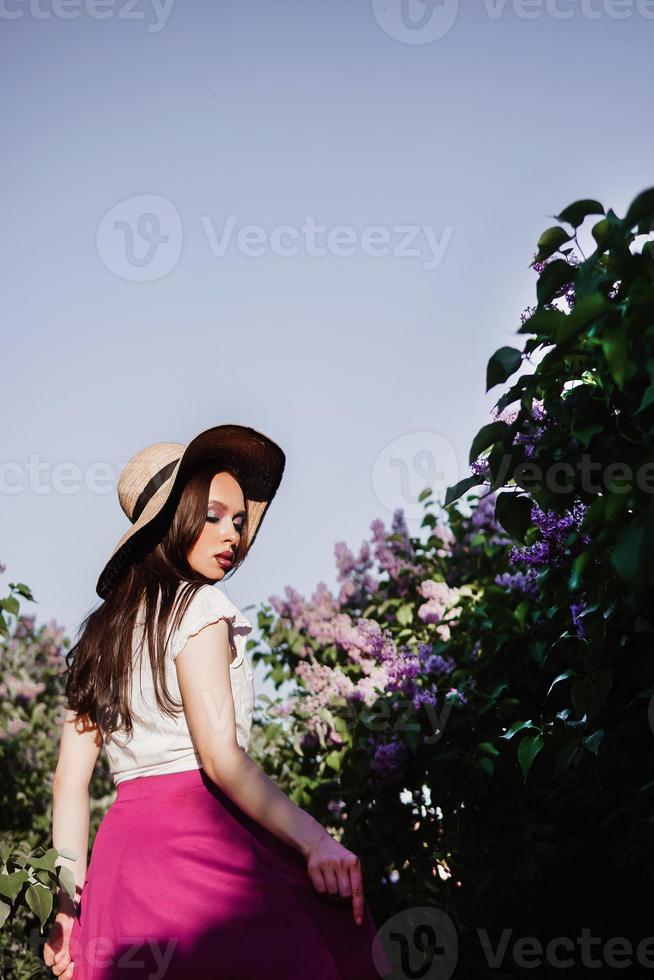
[102,584,255,786]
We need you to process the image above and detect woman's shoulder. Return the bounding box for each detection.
[167,583,252,662]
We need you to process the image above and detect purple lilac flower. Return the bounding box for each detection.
[570,601,587,639]
[418,643,455,675]
[471,457,491,480]
[370,736,409,787]
[412,687,439,711]
[509,501,590,570]
[494,568,541,598]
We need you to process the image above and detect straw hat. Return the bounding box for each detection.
[96,423,286,599]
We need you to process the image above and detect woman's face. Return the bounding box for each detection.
[187,471,246,580]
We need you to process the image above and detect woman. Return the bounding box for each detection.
[44,424,389,979]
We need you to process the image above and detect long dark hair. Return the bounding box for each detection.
[65,462,249,738]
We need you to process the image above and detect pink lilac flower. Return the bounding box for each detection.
[1,717,29,739]
[13,680,46,705]
[370,510,420,592]
[268,586,311,628]
[334,540,379,608]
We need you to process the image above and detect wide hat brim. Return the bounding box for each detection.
[95,424,286,600]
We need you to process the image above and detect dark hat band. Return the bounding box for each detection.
[131,459,180,524]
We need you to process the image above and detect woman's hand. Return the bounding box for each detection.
[303,829,365,925]
[43,910,76,978]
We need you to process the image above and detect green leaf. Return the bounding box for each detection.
[396,604,414,627]
[623,186,654,231]
[582,730,604,756]
[591,210,622,250]
[28,848,58,873]
[0,870,28,902]
[517,307,567,337]
[571,670,612,721]
[56,865,78,902]
[486,347,523,392]
[569,550,591,590]
[555,199,605,228]
[513,600,531,629]
[536,258,576,306]
[601,327,631,389]
[402,726,422,755]
[468,421,513,467]
[546,669,577,698]
[8,582,35,601]
[444,474,480,508]
[634,382,654,416]
[518,734,544,781]
[534,226,572,262]
[0,596,20,617]
[611,523,647,583]
[555,740,580,775]
[500,719,537,740]
[495,492,533,543]
[0,899,10,929]
[554,294,612,345]
[24,883,53,930]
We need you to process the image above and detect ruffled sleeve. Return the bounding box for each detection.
[168,585,253,665]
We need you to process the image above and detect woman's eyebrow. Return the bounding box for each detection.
[208,498,247,517]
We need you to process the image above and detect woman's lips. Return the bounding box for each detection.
[215,554,232,568]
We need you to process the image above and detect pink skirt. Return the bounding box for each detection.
[68,767,390,979]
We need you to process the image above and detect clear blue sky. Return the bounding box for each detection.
[2,0,652,699]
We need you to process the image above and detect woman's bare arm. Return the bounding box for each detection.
[174,620,329,857]
[175,619,367,926]
[51,709,103,914]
